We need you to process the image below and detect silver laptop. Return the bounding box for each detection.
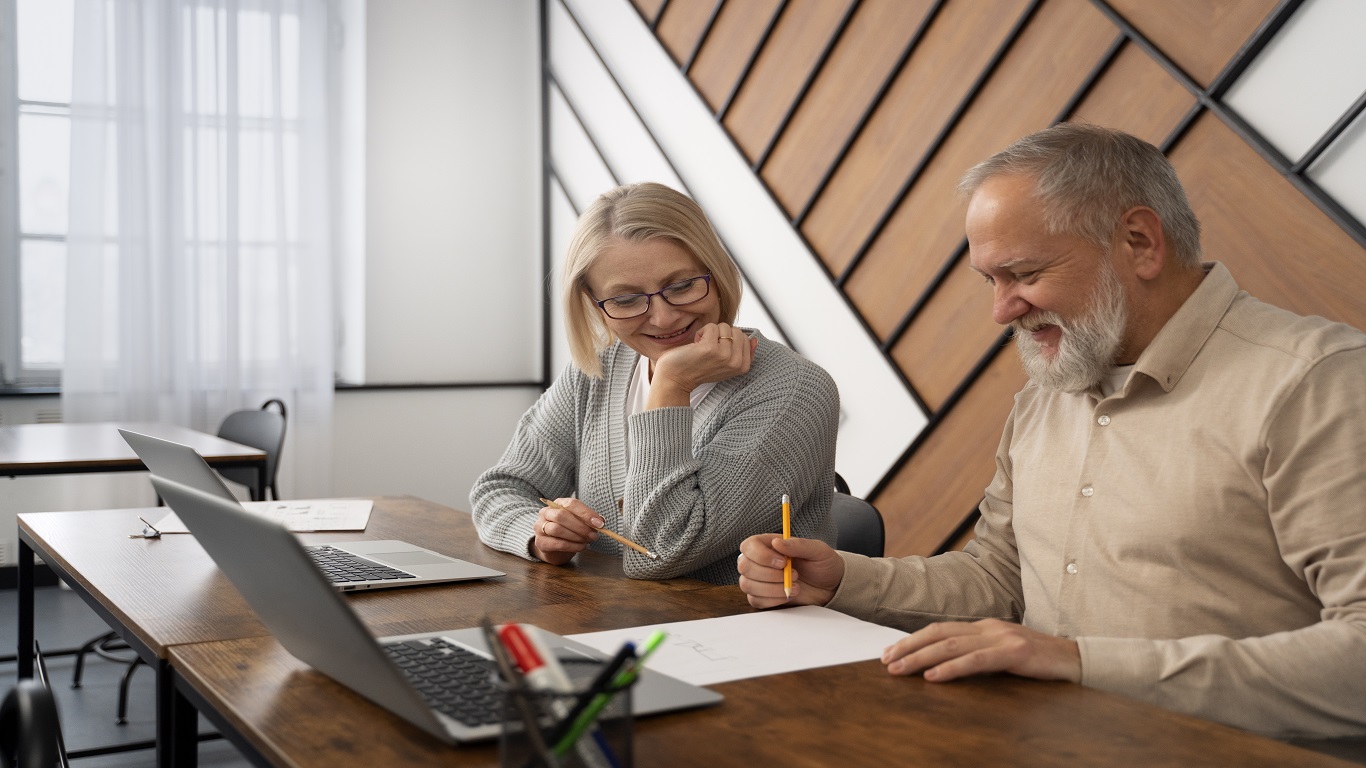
[121,428,504,590]
[150,476,723,743]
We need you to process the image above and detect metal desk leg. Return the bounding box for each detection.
[18,537,35,680]
[157,660,199,768]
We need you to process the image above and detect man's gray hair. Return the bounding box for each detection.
[959,123,1202,267]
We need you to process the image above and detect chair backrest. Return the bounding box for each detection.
[1,681,60,768]
[3,639,67,765]
[832,491,885,558]
[217,398,288,500]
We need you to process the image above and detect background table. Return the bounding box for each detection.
[0,421,265,479]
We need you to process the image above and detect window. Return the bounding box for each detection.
[1,0,73,386]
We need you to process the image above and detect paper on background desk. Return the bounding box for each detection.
[154,499,374,533]
[567,605,909,686]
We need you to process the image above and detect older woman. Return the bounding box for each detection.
[471,183,838,584]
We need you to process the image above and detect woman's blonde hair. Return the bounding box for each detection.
[562,183,742,377]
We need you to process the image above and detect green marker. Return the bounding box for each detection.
[554,630,669,756]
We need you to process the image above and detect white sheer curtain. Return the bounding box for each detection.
[63,0,342,499]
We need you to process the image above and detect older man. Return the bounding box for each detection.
[737,124,1366,738]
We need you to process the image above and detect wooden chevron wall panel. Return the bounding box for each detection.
[631,0,1366,557]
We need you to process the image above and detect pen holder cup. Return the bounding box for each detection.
[499,657,634,768]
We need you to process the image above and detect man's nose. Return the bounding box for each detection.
[992,285,1029,326]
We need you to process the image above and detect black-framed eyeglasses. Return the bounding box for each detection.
[590,274,712,319]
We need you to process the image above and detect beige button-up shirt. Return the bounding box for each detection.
[829,263,1366,738]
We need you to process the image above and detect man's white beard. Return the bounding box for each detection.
[1013,262,1128,393]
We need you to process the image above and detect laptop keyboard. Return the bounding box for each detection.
[306,545,417,584]
[384,638,503,726]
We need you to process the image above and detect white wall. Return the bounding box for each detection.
[329,0,544,511]
[364,0,542,384]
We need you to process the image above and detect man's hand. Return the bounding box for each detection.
[531,497,603,566]
[882,619,1081,683]
[737,534,845,609]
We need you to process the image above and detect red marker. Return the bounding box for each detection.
[498,624,613,768]
[498,623,573,694]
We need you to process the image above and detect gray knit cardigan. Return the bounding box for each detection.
[470,331,839,584]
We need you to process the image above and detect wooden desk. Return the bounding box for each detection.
[169,619,1348,767]
[19,499,1351,768]
[11,421,267,678]
[14,497,738,767]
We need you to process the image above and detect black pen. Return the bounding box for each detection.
[545,641,636,748]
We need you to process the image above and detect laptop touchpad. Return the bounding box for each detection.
[372,551,454,566]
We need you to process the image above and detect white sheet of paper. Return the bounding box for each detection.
[154,499,373,533]
[566,605,909,686]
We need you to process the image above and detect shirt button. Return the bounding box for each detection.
[1081,486,1094,497]
[1066,562,1078,575]
[1097,415,1111,426]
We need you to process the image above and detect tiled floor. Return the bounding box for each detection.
[2,584,251,767]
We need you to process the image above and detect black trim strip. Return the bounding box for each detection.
[548,72,624,185]
[716,0,788,121]
[880,32,1124,353]
[835,0,1044,288]
[1206,0,1303,99]
[1294,90,1366,173]
[793,0,947,227]
[549,168,583,218]
[335,381,544,392]
[541,0,554,390]
[934,505,981,556]
[1159,102,1205,153]
[683,0,725,75]
[651,0,670,32]
[753,0,862,172]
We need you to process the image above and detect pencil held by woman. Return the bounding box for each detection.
[539,498,658,560]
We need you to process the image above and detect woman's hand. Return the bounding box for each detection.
[648,323,757,409]
[530,497,603,565]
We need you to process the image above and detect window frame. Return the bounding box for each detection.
[1,0,70,388]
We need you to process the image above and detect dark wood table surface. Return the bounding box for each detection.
[0,421,265,476]
[128,499,1350,768]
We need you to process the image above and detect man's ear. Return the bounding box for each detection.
[1121,206,1166,281]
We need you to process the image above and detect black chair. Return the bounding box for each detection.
[832,491,886,557]
[216,398,288,501]
[3,644,70,768]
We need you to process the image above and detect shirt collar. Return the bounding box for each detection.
[1132,261,1240,393]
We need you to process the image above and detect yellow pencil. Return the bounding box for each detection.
[537,498,659,560]
[782,493,792,598]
